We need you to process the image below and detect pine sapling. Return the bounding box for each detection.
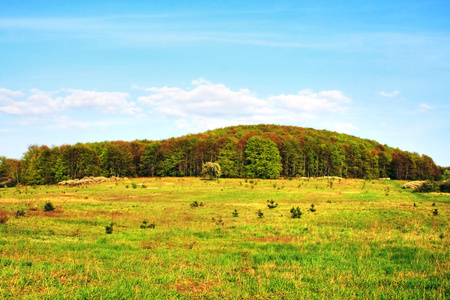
[105,222,114,234]
[257,210,264,218]
[290,207,302,219]
[44,202,55,212]
[267,199,278,209]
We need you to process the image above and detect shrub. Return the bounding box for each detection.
[105,222,114,234]
[257,210,264,218]
[415,181,439,193]
[201,162,221,180]
[309,204,316,212]
[131,182,137,189]
[232,209,239,217]
[290,207,302,219]
[432,209,438,216]
[44,202,55,212]
[15,208,26,218]
[140,220,156,229]
[190,201,204,207]
[439,180,450,193]
[267,199,278,209]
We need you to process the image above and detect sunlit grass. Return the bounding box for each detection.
[0,177,449,299]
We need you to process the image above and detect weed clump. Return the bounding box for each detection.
[309,204,316,212]
[105,222,114,234]
[15,208,26,218]
[267,199,278,209]
[44,202,55,212]
[290,207,302,219]
[131,182,137,189]
[140,220,156,229]
[232,209,239,217]
[257,210,264,218]
[190,201,204,207]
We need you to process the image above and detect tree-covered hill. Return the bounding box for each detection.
[0,124,442,186]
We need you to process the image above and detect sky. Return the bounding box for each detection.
[1,0,449,166]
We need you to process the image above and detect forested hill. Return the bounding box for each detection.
[0,124,442,186]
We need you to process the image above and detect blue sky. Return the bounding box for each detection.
[1,0,449,166]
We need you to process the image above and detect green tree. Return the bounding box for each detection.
[201,162,221,179]
[100,142,134,177]
[21,145,43,185]
[217,139,241,178]
[442,169,450,181]
[244,136,282,179]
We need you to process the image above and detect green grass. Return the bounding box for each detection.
[0,177,449,299]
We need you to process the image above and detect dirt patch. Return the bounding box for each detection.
[249,236,297,243]
[171,277,221,297]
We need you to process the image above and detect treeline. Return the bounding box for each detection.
[0,124,442,186]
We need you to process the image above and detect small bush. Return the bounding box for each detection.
[140,220,156,229]
[267,199,278,209]
[44,202,55,212]
[131,182,137,189]
[190,201,204,207]
[415,181,439,193]
[215,217,224,226]
[432,209,438,216]
[290,207,302,219]
[15,208,26,218]
[309,204,316,212]
[105,222,114,234]
[232,209,239,217]
[440,180,450,193]
[257,210,264,218]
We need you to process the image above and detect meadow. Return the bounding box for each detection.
[0,177,449,299]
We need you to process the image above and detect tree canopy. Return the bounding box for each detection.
[0,124,442,185]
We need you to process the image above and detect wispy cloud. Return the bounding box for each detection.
[379,90,400,98]
[417,103,432,113]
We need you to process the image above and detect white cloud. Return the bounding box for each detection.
[379,90,400,98]
[417,103,432,113]
[62,89,139,115]
[269,89,351,113]
[0,88,24,104]
[0,88,140,117]
[332,122,357,133]
[1,81,353,135]
[138,79,352,132]
[138,80,269,118]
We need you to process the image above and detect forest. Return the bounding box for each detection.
[0,124,443,186]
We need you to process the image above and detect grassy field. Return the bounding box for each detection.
[0,177,449,299]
